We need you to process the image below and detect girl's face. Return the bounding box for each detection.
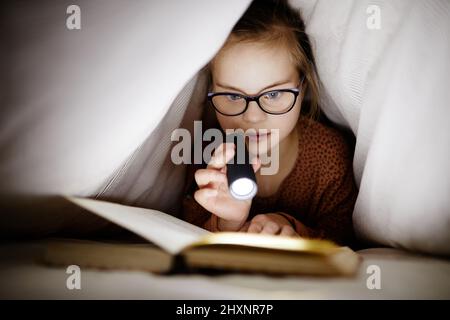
[210,41,302,155]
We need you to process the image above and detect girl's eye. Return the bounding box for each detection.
[263,91,281,100]
[226,94,242,101]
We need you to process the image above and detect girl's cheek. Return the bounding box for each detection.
[217,114,238,130]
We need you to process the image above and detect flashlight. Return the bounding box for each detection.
[226,133,258,200]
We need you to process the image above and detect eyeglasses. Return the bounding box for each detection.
[207,78,304,116]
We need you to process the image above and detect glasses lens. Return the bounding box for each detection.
[259,91,296,114]
[212,94,246,115]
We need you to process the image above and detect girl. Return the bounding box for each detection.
[182,0,357,246]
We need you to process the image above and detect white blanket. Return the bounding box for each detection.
[1,0,449,255]
[294,0,450,255]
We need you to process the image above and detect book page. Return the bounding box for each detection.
[66,197,210,255]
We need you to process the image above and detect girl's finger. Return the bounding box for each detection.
[194,187,246,221]
[247,221,263,233]
[195,168,227,188]
[207,143,235,170]
[239,221,250,232]
[251,156,261,173]
[193,188,218,212]
[261,221,281,235]
[280,225,298,237]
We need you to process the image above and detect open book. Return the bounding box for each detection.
[42,197,361,276]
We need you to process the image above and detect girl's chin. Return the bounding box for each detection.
[246,138,280,156]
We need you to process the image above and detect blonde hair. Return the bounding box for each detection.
[209,0,320,119]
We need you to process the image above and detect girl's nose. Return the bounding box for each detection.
[242,101,266,123]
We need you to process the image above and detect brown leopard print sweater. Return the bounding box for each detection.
[182,116,358,246]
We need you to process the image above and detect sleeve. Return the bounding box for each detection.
[309,130,357,245]
[181,162,221,232]
[278,130,357,246]
[314,161,357,246]
[277,164,357,246]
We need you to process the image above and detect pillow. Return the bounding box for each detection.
[290,0,450,255]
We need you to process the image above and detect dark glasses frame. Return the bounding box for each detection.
[207,76,305,116]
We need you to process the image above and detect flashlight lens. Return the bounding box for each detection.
[230,177,257,200]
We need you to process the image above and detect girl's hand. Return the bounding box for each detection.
[239,213,300,237]
[193,142,261,231]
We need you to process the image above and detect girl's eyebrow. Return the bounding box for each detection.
[215,79,293,95]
